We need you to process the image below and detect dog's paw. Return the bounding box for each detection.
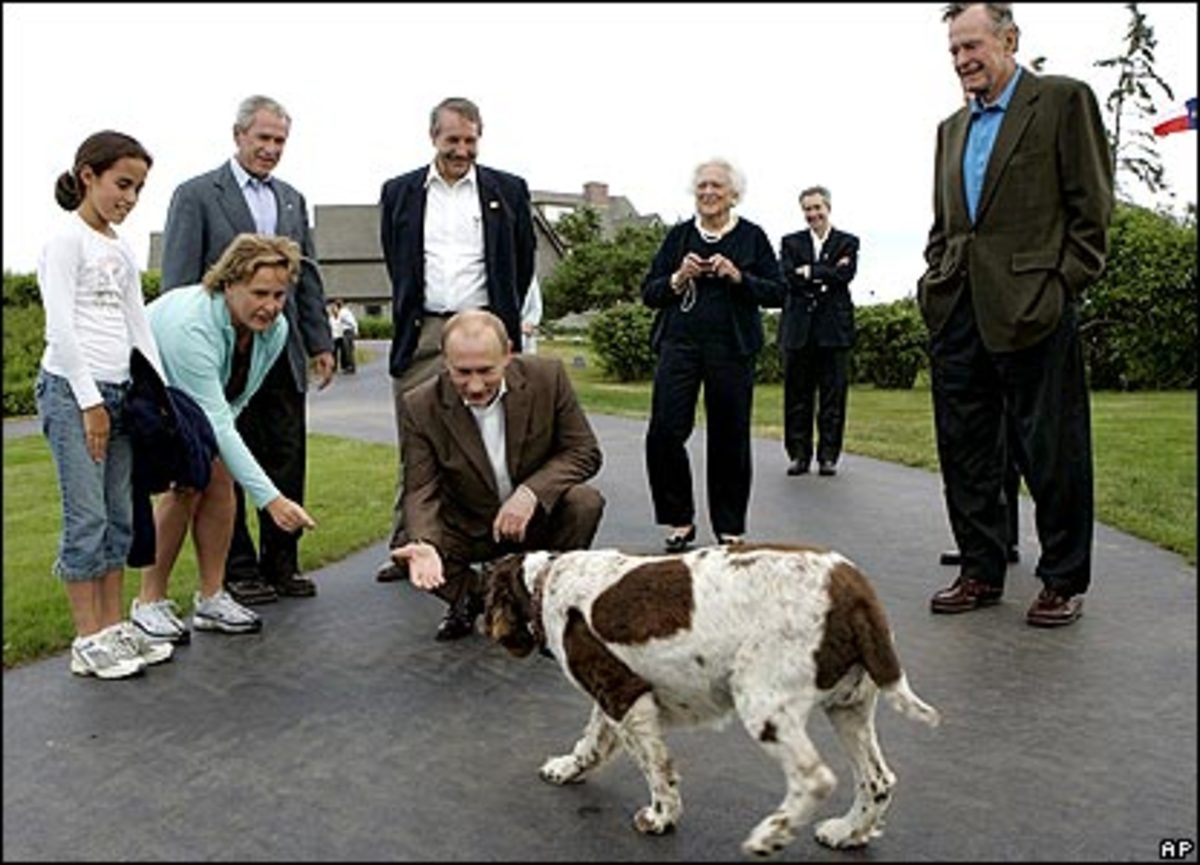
[742,814,795,857]
[814,817,871,849]
[633,804,677,835]
[539,755,585,785]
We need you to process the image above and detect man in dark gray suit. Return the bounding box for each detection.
[373,96,536,584]
[918,3,1112,627]
[778,186,859,478]
[160,94,334,604]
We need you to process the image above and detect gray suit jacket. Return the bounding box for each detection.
[160,160,333,391]
[917,70,1113,352]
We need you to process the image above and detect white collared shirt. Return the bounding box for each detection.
[466,378,513,501]
[424,163,488,313]
[809,225,831,263]
[229,157,277,235]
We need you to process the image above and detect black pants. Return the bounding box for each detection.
[335,334,356,372]
[226,352,307,585]
[782,343,850,465]
[645,340,755,537]
[930,291,1092,595]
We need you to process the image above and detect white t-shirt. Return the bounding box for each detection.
[37,212,161,409]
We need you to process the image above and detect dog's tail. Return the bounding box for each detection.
[879,674,941,728]
[840,561,941,728]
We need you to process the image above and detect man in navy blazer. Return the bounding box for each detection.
[778,186,860,477]
[160,94,334,604]
[375,97,536,583]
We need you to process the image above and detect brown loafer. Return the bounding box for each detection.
[1026,589,1083,627]
[930,577,1003,614]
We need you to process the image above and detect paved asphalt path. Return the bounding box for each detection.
[4,342,1196,861]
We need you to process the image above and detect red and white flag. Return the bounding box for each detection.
[1153,97,1197,137]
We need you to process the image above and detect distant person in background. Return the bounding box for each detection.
[919,2,1112,627]
[327,297,358,373]
[374,96,536,583]
[160,94,333,605]
[134,234,316,643]
[778,185,860,478]
[36,130,172,679]
[521,275,543,354]
[641,157,785,552]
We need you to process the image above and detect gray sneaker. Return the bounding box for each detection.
[131,597,191,645]
[193,590,262,634]
[69,633,146,679]
[110,621,174,666]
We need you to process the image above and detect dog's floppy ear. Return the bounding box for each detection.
[482,553,538,657]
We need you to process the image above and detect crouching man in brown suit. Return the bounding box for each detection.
[389,309,604,640]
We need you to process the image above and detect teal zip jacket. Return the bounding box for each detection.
[146,284,288,508]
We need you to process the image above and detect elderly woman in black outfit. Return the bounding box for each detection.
[642,158,785,552]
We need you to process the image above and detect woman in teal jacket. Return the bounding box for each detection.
[132,234,317,642]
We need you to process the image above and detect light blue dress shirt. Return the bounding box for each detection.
[229,157,278,235]
[963,66,1023,223]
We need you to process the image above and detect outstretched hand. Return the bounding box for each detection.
[392,542,444,590]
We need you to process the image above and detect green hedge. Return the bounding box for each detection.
[852,298,928,389]
[588,302,656,382]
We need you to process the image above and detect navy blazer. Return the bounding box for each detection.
[378,164,536,377]
[778,228,860,350]
[159,161,333,392]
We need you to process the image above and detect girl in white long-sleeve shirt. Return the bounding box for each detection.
[35,130,172,680]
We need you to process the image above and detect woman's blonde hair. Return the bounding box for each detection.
[201,234,301,294]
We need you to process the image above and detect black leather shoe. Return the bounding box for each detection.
[274,573,316,597]
[375,558,409,583]
[226,578,278,606]
[435,596,481,642]
[786,458,809,476]
[930,577,1004,613]
[940,548,1019,566]
[818,460,837,476]
[664,525,696,553]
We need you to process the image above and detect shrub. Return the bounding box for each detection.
[588,302,656,382]
[1080,203,1196,390]
[3,305,44,415]
[356,315,394,340]
[755,310,784,384]
[852,298,928,389]
[141,269,162,302]
[3,271,40,307]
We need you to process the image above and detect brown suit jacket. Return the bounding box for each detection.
[917,70,1113,352]
[401,355,602,552]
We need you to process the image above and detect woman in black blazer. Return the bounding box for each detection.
[641,158,785,551]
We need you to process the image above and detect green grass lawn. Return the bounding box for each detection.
[2,433,394,668]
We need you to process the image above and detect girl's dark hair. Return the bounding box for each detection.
[54,130,153,211]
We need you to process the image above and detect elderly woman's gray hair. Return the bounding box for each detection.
[690,158,747,202]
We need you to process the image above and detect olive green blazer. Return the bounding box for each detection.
[917,70,1114,352]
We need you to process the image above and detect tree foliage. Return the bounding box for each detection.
[543,215,667,320]
[1094,2,1175,199]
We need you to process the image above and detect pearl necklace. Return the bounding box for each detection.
[694,213,738,243]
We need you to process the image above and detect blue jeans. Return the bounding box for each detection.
[35,370,133,582]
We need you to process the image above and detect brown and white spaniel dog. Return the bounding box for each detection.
[482,544,940,858]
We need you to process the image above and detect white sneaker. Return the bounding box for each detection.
[69,633,146,679]
[193,590,262,634]
[131,597,191,645]
[109,621,174,666]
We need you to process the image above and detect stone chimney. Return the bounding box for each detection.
[582,181,610,206]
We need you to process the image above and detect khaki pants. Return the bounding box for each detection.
[389,316,450,548]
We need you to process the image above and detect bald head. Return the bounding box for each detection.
[442,310,512,407]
